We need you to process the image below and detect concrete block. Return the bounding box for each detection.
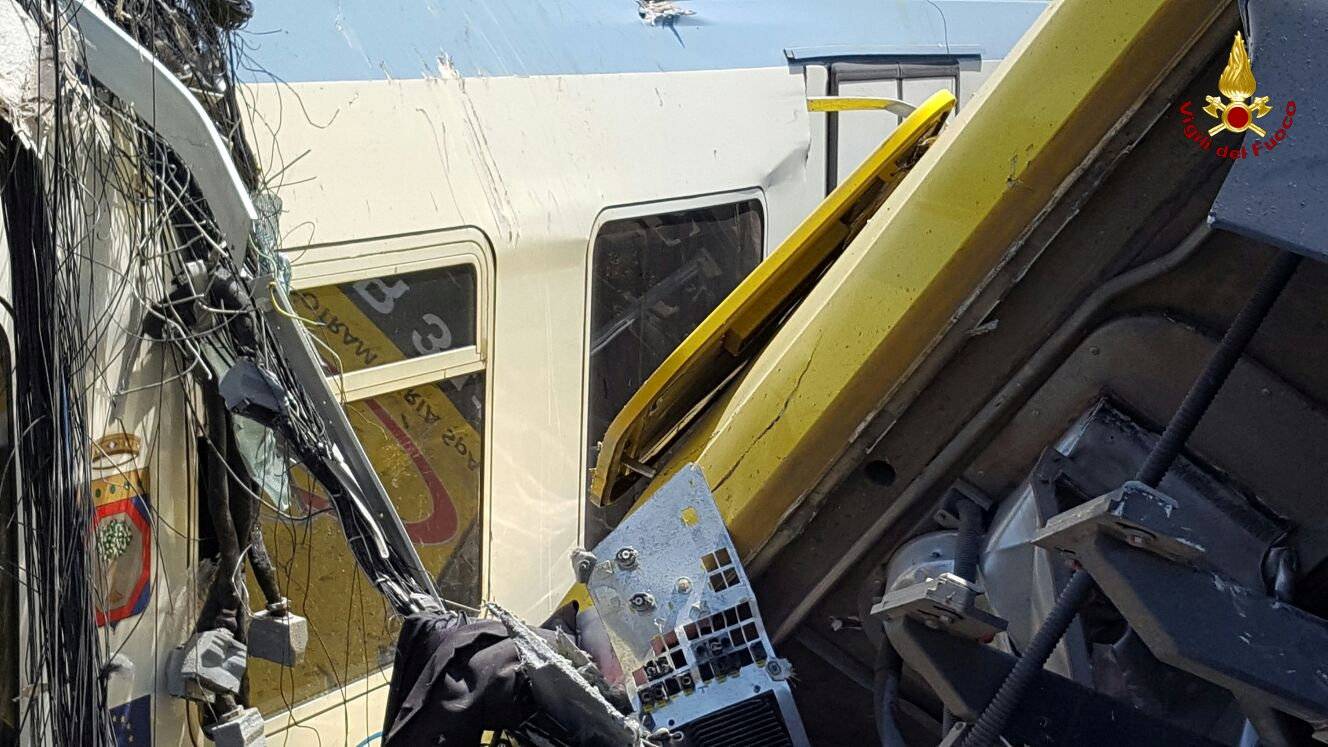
[209,707,266,747]
[248,607,307,667]
[167,628,246,702]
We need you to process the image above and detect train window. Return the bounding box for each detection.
[250,238,490,713]
[291,262,478,376]
[826,60,961,189]
[585,198,763,536]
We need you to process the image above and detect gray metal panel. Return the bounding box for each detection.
[1209,0,1328,262]
[588,465,809,743]
[833,60,962,82]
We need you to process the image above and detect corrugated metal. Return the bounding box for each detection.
[680,692,794,747]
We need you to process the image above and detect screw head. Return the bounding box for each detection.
[629,592,655,612]
[615,547,639,570]
[675,577,692,594]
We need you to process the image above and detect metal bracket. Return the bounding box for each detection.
[1034,483,1328,724]
[872,572,1007,642]
[934,479,994,529]
[1034,480,1270,589]
[886,616,1224,746]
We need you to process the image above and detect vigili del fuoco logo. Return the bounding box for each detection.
[1179,32,1296,158]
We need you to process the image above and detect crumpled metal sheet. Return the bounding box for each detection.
[1209,0,1328,262]
[487,602,656,746]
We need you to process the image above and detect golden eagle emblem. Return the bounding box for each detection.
[1204,32,1272,136]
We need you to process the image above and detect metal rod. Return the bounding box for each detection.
[964,248,1302,747]
[773,223,1213,644]
[1135,250,1302,487]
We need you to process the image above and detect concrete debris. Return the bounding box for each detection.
[167,628,248,703]
[0,0,55,151]
[248,603,308,667]
[637,0,694,25]
[208,706,266,747]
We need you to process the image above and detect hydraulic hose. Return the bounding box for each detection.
[953,498,984,584]
[200,393,243,636]
[963,570,1095,747]
[963,249,1302,747]
[941,497,986,737]
[874,634,909,747]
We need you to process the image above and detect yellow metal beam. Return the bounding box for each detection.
[644,0,1231,560]
[807,96,916,116]
[589,92,955,506]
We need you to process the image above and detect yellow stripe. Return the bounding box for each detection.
[807,97,905,112]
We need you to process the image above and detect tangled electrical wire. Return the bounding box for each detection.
[1,0,441,742]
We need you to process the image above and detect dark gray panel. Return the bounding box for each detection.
[1209,0,1328,261]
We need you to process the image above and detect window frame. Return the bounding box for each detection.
[265,225,497,714]
[288,227,494,404]
[816,56,972,192]
[578,188,767,512]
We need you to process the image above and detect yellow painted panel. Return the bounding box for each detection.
[658,0,1232,558]
[590,91,955,506]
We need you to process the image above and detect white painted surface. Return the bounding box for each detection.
[244,66,821,621]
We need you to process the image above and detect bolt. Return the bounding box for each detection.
[1124,531,1151,548]
[675,577,692,594]
[828,616,863,632]
[766,661,781,676]
[615,547,639,570]
[629,592,655,612]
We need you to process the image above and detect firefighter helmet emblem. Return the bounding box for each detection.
[1204,32,1272,137]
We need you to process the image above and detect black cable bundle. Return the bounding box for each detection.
[105,0,438,615]
[1,119,113,743]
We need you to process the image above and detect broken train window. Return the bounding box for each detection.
[585,197,763,541]
[248,239,489,712]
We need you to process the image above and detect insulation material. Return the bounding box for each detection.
[0,0,53,150]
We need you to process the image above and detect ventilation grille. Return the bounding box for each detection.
[678,692,793,747]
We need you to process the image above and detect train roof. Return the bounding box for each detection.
[242,0,1048,82]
